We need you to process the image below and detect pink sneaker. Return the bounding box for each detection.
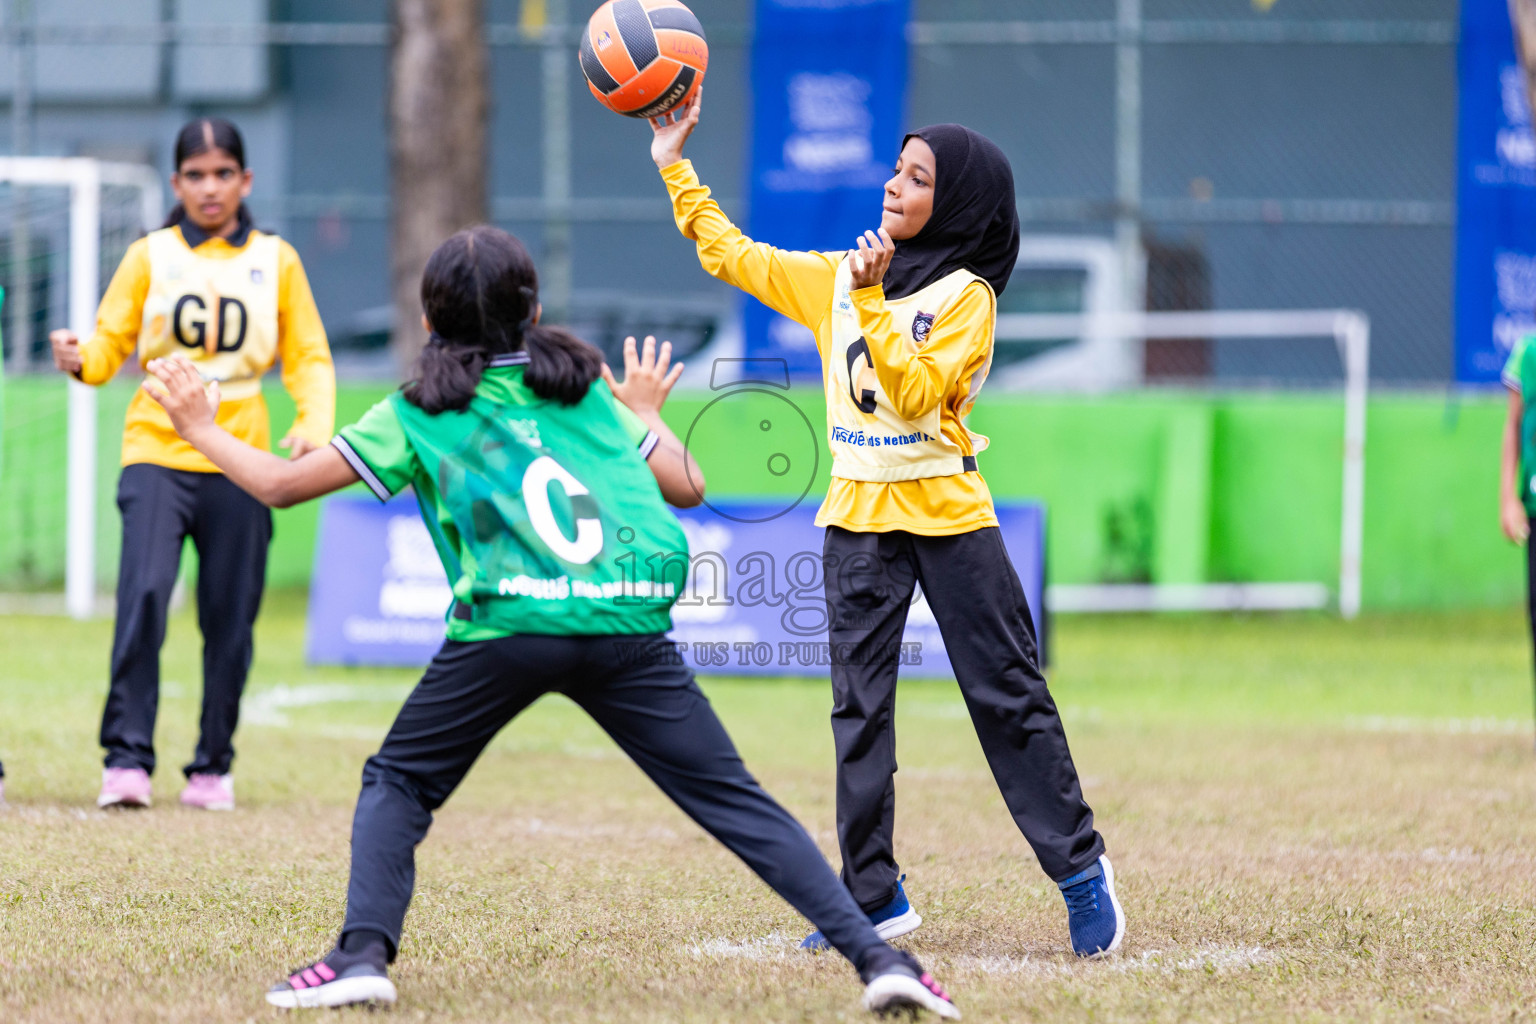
[180,773,234,811]
[98,767,153,809]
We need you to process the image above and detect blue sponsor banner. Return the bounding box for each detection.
[306,494,1045,678]
[1456,2,1536,384]
[745,0,910,375]
[667,501,1045,678]
[306,494,454,666]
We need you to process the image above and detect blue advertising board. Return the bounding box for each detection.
[665,502,1045,677]
[306,494,455,666]
[1456,2,1536,384]
[306,494,1046,678]
[744,0,910,375]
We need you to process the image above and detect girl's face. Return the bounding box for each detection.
[880,136,936,240]
[171,148,252,236]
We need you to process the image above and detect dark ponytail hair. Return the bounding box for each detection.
[403,225,603,413]
[163,117,248,229]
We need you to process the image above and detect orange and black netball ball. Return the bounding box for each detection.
[580,0,708,120]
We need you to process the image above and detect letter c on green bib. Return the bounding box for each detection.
[522,455,603,564]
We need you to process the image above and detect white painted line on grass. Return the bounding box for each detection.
[520,817,680,841]
[688,938,1278,976]
[954,945,1278,978]
[687,932,801,961]
[243,683,413,727]
[1345,716,1530,736]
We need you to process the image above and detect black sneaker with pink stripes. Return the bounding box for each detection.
[860,947,960,1019]
[264,945,397,1010]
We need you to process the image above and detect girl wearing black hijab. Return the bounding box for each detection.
[651,93,1124,959]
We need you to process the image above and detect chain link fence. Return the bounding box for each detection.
[0,0,1457,385]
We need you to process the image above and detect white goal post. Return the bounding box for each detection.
[992,309,1370,620]
[0,157,162,619]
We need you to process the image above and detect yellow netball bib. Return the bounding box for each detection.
[139,226,280,401]
[824,261,994,483]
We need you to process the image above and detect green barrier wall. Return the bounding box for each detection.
[0,378,1521,610]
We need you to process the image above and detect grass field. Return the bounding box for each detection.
[3,596,1536,1022]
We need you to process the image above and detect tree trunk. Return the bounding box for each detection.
[389,0,488,372]
[1512,0,1536,128]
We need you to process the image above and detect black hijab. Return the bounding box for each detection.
[880,123,1021,301]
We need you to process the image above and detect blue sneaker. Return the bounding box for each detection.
[1059,855,1125,957]
[800,875,924,952]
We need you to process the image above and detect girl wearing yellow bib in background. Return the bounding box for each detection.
[650,92,1125,958]
[48,118,335,812]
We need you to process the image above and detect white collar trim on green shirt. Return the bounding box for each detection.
[488,352,531,367]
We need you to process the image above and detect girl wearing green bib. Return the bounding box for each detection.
[143,227,958,1019]
[1501,335,1536,718]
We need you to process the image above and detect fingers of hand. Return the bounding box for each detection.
[663,361,685,388]
[623,335,639,374]
[655,339,672,376]
[641,335,657,370]
[854,235,873,276]
[157,355,204,398]
[166,359,193,390]
[160,353,190,381]
[600,362,617,387]
[863,229,893,277]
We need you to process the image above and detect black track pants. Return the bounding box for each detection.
[100,463,271,777]
[339,633,886,975]
[823,525,1105,911]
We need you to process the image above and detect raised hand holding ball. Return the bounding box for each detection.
[580,0,707,121]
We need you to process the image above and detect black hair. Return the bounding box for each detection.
[403,225,603,413]
[162,117,248,229]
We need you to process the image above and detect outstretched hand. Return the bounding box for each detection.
[849,228,895,290]
[650,88,703,170]
[1503,494,1530,545]
[142,354,221,440]
[601,335,684,416]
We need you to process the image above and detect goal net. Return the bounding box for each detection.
[990,308,1369,619]
[0,159,161,616]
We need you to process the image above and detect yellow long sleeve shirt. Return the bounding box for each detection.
[75,223,336,472]
[663,159,998,535]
